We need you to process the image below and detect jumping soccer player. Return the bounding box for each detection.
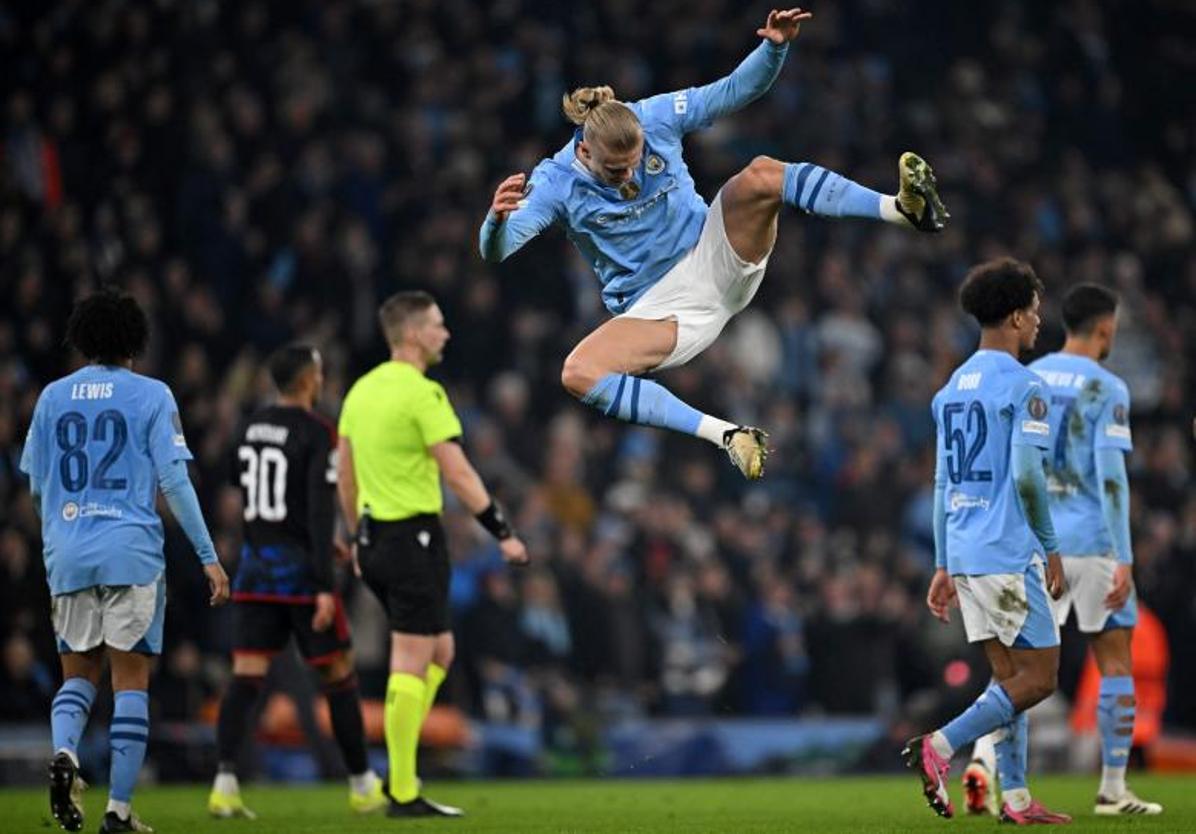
[20,287,231,833]
[905,258,1070,825]
[966,285,1162,817]
[207,345,385,819]
[480,8,947,480]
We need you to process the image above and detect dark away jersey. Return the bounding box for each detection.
[231,405,336,600]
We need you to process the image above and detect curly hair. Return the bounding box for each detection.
[64,286,150,364]
[959,257,1043,327]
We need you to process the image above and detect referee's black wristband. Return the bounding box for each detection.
[476,500,513,541]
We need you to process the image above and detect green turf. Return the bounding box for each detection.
[1,775,1192,833]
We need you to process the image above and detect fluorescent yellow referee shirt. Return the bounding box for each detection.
[338,361,462,520]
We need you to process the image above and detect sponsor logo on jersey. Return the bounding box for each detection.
[949,491,991,511]
[417,530,432,548]
[645,154,665,175]
[1105,424,1131,440]
[79,502,123,519]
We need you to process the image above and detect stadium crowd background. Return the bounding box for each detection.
[2,0,1194,778]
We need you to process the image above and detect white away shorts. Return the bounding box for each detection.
[52,575,166,655]
[1053,554,1138,633]
[954,558,1060,649]
[619,187,771,370]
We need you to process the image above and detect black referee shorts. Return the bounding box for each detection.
[357,514,451,635]
[232,597,352,666]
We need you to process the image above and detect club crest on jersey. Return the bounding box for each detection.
[1027,396,1048,420]
[62,502,79,522]
[645,154,665,175]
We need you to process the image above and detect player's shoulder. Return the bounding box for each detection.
[121,369,174,400]
[1004,362,1046,399]
[630,90,690,133]
[537,149,578,190]
[1092,364,1130,402]
[1026,351,1057,374]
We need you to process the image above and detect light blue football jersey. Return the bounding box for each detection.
[1029,352,1132,558]
[932,350,1054,575]
[19,365,194,595]
[480,39,789,314]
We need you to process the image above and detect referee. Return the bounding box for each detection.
[337,290,528,818]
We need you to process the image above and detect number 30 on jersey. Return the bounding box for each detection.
[238,445,288,521]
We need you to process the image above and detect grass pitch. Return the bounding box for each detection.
[1,774,1192,833]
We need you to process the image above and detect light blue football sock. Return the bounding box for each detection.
[51,677,96,758]
[1098,675,1134,769]
[994,711,1029,791]
[109,690,150,803]
[783,162,884,220]
[581,373,704,437]
[942,681,1017,753]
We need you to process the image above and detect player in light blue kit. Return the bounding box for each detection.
[20,288,230,834]
[903,258,1070,825]
[1013,285,1156,816]
[481,8,947,479]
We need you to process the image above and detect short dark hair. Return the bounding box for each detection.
[959,257,1044,327]
[1061,283,1118,334]
[378,290,436,346]
[267,344,319,393]
[65,286,149,364]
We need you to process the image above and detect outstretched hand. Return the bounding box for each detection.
[489,173,527,223]
[757,7,813,45]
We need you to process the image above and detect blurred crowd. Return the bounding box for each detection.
[2,0,1195,771]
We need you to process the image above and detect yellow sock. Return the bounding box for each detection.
[384,673,426,803]
[423,663,446,721]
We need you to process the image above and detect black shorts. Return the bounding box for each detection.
[232,597,352,666]
[357,514,451,635]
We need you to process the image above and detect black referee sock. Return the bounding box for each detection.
[323,673,369,776]
[216,674,266,767]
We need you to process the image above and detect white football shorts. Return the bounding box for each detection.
[619,187,772,370]
[1053,554,1138,633]
[52,575,166,655]
[954,557,1060,649]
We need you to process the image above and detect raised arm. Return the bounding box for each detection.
[663,8,811,130]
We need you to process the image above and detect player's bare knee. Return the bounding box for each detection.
[560,353,600,398]
[737,156,784,202]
